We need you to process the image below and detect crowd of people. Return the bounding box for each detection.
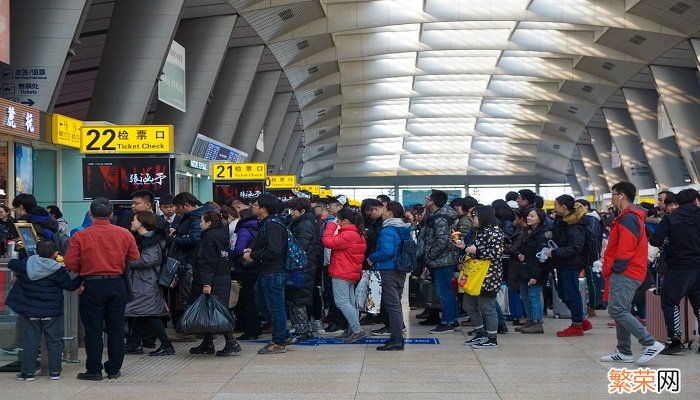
[4,181,698,381]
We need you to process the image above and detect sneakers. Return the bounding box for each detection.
[464,332,488,347]
[257,342,287,354]
[520,323,544,334]
[472,336,499,349]
[581,319,593,331]
[450,321,461,330]
[607,320,617,328]
[371,326,391,336]
[429,324,455,334]
[497,323,509,334]
[344,330,368,343]
[637,341,665,365]
[514,321,534,332]
[600,351,634,363]
[49,372,61,380]
[15,373,35,382]
[324,323,345,334]
[2,346,22,355]
[587,307,597,317]
[311,319,325,333]
[660,337,684,355]
[556,324,584,337]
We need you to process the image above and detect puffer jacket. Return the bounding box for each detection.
[322,222,366,282]
[368,218,413,271]
[231,216,260,274]
[551,206,588,270]
[419,205,460,269]
[193,225,232,306]
[515,224,551,286]
[602,205,648,300]
[289,212,322,305]
[469,224,505,296]
[125,231,169,317]
[172,204,215,266]
[649,203,700,269]
[7,256,82,318]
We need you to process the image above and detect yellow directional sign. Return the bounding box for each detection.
[80,125,174,154]
[212,162,266,181]
[296,184,321,195]
[319,189,333,198]
[265,175,296,189]
[51,113,82,148]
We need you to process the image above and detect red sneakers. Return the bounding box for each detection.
[581,319,593,331]
[556,324,584,337]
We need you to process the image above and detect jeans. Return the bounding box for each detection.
[80,278,128,375]
[380,270,407,340]
[332,278,361,333]
[323,266,347,327]
[256,272,288,345]
[519,284,544,323]
[464,295,498,334]
[556,268,585,324]
[433,266,458,324]
[21,316,63,376]
[608,273,656,355]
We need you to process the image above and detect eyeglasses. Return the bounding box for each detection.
[611,193,621,197]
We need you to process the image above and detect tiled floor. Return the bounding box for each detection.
[1,309,699,400]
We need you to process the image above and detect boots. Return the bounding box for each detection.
[520,323,544,334]
[376,337,404,351]
[216,338,242,357]
[189,338,215,354]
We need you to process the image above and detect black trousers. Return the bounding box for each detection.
[660,268,700,339]
[79,278,128,375]
[233,273,261,336]
[131,317,171,348]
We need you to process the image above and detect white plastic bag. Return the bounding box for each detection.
[367,271,382,314]
[355,270,371,311]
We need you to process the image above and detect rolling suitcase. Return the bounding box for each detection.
[552,274,587,319]
[645,288,697,346]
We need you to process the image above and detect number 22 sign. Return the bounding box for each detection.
[80,125,174,154]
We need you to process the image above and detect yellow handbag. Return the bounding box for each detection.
[458,258,491,296]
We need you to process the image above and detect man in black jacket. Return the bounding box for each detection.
[548,194,593,337]
[649,188,700,354]
[244,194,288,354]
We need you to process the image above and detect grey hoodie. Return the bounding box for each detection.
[26,255,62,281]
[383,217,412,230]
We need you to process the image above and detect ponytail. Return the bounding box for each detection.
[336,207,365,236]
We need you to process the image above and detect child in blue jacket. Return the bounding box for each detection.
[7,240,82,381]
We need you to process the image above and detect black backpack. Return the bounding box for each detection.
[391,227,417,272]
[581,224,601,267]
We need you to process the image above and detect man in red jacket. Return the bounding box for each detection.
[601,181,664,365]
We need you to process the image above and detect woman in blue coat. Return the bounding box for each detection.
[367,201,413,351]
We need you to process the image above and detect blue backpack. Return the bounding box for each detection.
[265,219,307,273]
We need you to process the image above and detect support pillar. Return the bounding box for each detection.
[231,70,282,156]
[602,108,656,190]
[587,128,628,189]
[578,144,610,194]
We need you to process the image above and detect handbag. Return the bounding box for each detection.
[460,257,491,296]
[158,256,180,287]
[228,280,241,308]
[367,271,382,314]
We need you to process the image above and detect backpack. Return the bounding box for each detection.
[265,219,307,273]
[582,222,601,267]
[391,227,417,272]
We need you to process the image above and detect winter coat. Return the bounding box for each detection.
[13,207,60,258]
[515,224,551,286]
[231,216,260,274]
[368,218,413,271]
[505,225,528,288]
[289,212,322,305]
[419,205,460,269]
[125,231,169,317]
[649,204,700,270]
[249,216,288,275]
[172,204,215,266]
[363,217,384,268]
[193,225,232,305]
[320,213,337,266]
[469,224,505,296]
[7,256,82,318]
[550,206,588,270]
[455,214,473,242]
[602,205,648,285]
[322,222,366,282]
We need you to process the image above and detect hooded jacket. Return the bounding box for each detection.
[125,231,169,317]
[469,224,505,296]
[550,206,588,270]
[7,256,82,318]
[515,224,551,285]
[649,203,700,269]
[368,218,413,271]
[419,205,460,268]
[602,205,648,284]
[231,216,260,274]
[289,212,322,305]
[322,222,366,282]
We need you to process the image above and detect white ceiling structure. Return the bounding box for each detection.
[219,0,700,186]
[28,0,700,190]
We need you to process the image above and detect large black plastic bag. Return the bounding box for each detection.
[176,294,236,334]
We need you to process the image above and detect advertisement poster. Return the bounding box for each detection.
[15,144,33,194]
[83,156,173,200]
[212,181,264,205]
[401,189,462,208]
